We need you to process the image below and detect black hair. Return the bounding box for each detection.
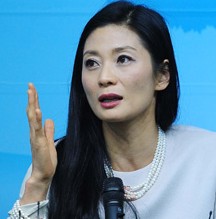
[48,1,180,218]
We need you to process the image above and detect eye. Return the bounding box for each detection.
[84,59,99,69]
[117,55,134,64]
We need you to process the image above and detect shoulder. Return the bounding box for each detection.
[165,125,216,173]
[166,125,216,155]
[167,125,216,142]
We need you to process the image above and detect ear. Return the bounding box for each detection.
[155,59,170,91]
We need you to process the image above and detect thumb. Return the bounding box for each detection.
[44,119,55,145]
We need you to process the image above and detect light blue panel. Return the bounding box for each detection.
[0,153,31,218]
[169,19,216,131]
[1,0,216,218]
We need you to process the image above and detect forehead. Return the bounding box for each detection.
[83,24,145,52]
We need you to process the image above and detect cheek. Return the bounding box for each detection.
[81,74,96,98]
[124,62,154,83]
[82,73,90,92]
[126,70,154,91]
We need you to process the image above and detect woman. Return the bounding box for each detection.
[8,1,216,218]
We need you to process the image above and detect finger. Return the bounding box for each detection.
[27,83,35,106]
[31,83,40,109]
[44,119,55,145]
[27,83,42,129]
[27,88,36,124]
[27,83,40,109]
[28,110,44,143]
[34,108,43,132]
[27,83,43,136]
[35,91,40,109]
[44,119,57,166]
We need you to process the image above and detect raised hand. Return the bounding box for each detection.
[20,83,57,204]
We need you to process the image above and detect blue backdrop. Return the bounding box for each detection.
[1,0,216,218]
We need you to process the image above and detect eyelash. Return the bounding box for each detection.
[117,55,134,64]
[84,59,99,69]
[84,55,134,69]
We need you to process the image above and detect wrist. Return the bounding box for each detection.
[20,178,50,205]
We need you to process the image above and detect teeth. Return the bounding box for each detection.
[103,99,116,102]
[99,96,123,102]
[102,98,120,102]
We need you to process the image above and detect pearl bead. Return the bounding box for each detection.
[104,126,166,201]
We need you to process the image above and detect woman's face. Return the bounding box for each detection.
[82,24,168,123]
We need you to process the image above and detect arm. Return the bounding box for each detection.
[8,166,49,218]
[8,83,57,218]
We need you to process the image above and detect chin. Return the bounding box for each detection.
[94,109,131,123]
[99,114,130,123]
[102,118,124,123]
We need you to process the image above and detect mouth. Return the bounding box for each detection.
[98,93,123,109]
[98,93,123,103]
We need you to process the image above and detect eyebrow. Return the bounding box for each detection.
[83,50,99,57]
[83,46,137,57]
[113,46,137,53]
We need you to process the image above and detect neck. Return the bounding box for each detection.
[103,118,158,172]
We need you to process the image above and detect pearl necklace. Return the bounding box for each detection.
[104,126,166,201]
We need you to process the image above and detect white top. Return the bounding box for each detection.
[8,126,216,218]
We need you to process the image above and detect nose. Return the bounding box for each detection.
[98,65,117,87]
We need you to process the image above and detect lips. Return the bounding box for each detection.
[98,93,123,109]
